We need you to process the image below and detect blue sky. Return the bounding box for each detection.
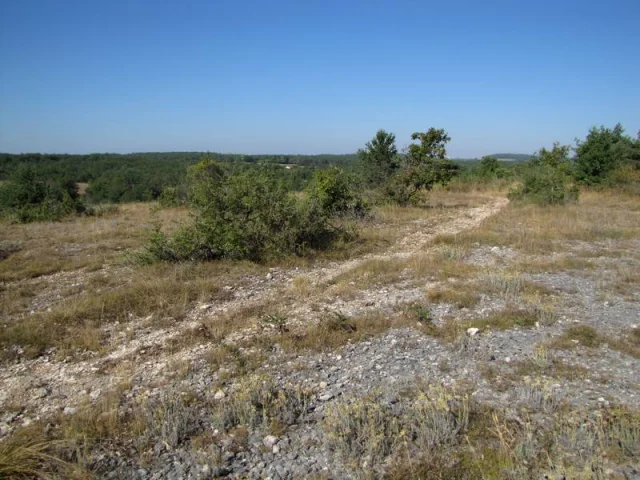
[1,0,639,157]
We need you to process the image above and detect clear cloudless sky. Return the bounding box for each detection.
[1,0,639,157]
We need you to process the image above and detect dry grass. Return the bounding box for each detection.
[512,346,588,379]
[426,285,481,309]
[289,275,318,297]
[0,203,188,282]
[0,191,499,362]
[434,190,640,254]
[549,324,604,350]
[0,433,70,479]
[610,264,640,299]
[511,256,595,273]
[330,259,405,290]
[548,325,639,358]
[308,191,495,263]
[0,261,254,359]
[265,311,409,354]
[464,306,541,331]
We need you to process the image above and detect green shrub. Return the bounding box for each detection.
[379,128,458,205]
[508,164,579,206]
[508,144,579,206]
[604,164,640,193]
[306,166,369,217]
[158,186,184,207]
[144,161,355,263]
[477,156,507,179]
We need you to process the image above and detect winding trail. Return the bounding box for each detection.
[0,195,509,430]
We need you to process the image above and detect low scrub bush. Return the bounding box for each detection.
[305,166,369,217]
[143,161,363,263]
[508,144,579,206]
[508,164,579,206]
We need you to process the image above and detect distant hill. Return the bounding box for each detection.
[452,153,532,163]
[488,153,532,162]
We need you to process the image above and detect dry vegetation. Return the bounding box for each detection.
[1,188,639,478]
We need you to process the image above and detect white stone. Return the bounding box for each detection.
[63,406,77,415]
[263,435,278,448]
[213,390,226,400]
[504,357,511,363]
[467,327,480,336]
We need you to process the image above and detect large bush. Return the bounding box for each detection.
[145,161,358,263]
[574,124,639,185]
[0,165,84,222]
[476,156,507,179]
[508,144,578,206]
[305,166,368,217]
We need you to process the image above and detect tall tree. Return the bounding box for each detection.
[405,128,450,166]
[358,129,399,186]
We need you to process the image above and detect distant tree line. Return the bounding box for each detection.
[0,152,358,205]
[1,123,638,222]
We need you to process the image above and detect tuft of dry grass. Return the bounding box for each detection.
[0,434,69,479]
[265,311,407,354]
[549,324,603,350]
[464,306,541,331]
[426,285,481,309]
[549,324,640,359]
[289,275,317,297]
[512,346,588,379]
[210,375,313,434]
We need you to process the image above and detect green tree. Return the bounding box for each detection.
[531,142,573,175]
[358,129,399,186]
[477,156,506,178]
[0,164,84,222]
[383,128,458,205]
[405,128,450,166]
[574,124,638,185]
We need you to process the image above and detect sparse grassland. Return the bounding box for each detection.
[1,188,639,479]
[434,189,640,255]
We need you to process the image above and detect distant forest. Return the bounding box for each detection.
[0,152,359,203]
[0,150,529,204]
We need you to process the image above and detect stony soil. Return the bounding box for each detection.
[2,195,639,479]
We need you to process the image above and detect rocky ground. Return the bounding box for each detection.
[1,193,639,479]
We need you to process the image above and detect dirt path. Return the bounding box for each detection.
[313,196,508,284]
[0,195,509,433]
